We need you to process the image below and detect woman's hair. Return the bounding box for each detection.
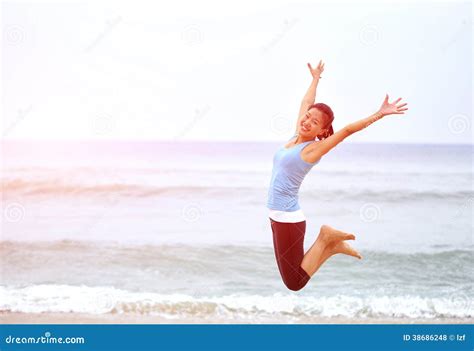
[307,103,334,140]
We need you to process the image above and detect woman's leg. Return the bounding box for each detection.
[270,219,312,291]
[301,225,361,277]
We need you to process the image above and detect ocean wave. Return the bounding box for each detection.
[1,239,472,256]
[305,188,474,202]
[2,178,472,201]
[1,179,210,197]
[1,240,472,289]
[0,284,472,320]
[3,165,472,177]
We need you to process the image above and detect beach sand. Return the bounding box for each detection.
[1,312,471,324]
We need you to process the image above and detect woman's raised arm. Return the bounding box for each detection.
[306,94,409,163]
[295,60,325,134]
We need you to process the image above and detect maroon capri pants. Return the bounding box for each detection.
[269,218,311,291]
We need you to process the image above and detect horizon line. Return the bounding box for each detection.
[1,138,473,146]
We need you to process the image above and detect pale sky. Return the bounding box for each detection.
[2,0,472,143]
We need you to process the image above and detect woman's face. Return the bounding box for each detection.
[299,108,326,138]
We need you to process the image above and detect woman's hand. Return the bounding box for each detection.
[307,60,325,79]
[378,94,408,116]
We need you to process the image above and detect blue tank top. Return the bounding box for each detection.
[267,136,319,211]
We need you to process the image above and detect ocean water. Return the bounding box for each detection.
[1,141,473,322]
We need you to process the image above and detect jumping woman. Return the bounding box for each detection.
[267,60,408,291]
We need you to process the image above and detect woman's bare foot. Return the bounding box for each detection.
[327,240,362,259]
[300,225,361,277]
[319,224,355,244]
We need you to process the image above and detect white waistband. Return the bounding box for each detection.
[268,209,306,223]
